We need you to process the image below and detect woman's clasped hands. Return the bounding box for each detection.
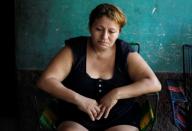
[77,89,118,121]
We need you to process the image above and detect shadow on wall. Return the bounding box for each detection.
[15,0,54,69]
[15,0,54,37]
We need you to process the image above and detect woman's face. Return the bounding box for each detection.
[89,16,120,50]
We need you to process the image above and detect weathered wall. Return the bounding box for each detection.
[15,0,192,72]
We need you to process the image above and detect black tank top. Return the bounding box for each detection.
[62,36,135,101]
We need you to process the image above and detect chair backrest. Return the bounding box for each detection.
[182,44,192,130]
[182,44,192,105]
[130,43,140,53]
[130,42,159,131]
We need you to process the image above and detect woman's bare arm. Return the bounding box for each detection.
[97,52,162,119]
[37,45,81,104]
[36,45,100,121]
[114,52,161,99]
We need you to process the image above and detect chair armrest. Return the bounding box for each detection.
[32,88,58,131]
[139,92,160,131]
[146,92,160,131]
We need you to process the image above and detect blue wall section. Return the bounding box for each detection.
[15,0,192,72]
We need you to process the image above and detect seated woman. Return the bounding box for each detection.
[37,3,161,131]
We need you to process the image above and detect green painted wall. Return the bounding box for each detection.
[15,0,192,72]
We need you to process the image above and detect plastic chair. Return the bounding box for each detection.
[33,43,159,131]
[130,43,160,131]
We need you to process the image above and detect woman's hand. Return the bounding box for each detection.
[96,89,118,120]
[77,96,100,121]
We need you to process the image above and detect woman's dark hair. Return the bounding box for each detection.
[89,3,126,29]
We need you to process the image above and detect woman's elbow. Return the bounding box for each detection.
[153,78,162,92]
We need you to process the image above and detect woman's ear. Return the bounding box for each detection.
[119,28,122,33]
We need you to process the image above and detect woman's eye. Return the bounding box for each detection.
[109,31,116,34]
[96,28,102,31]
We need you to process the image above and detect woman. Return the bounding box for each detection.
[37,3,161,131]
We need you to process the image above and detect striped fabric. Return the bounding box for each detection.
[39,107,57,130]
[140,100,155,131]
[166,79,190,131]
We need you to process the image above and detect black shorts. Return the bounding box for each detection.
[55,100,141,131]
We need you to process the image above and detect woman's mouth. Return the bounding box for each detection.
[98,41,108,44]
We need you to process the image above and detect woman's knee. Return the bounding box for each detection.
[105,125,139,131]
[57,121,88,131]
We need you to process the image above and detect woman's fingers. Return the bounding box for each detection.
[94,106,101,113]
[96,105,105,120]
[89,105,101,121]
[88,110,95,121]
[103,107,111,119]
[91,107,99,118]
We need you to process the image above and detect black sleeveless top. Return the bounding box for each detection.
[62,36,136,101]
[56,36,141,130]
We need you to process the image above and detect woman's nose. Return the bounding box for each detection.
[101,31,108,39]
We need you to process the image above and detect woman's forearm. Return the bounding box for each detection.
[115,77,161,100]
[37,77,83,106]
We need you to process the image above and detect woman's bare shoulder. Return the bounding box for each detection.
[41,45,73,81]
[127,52,156,81]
